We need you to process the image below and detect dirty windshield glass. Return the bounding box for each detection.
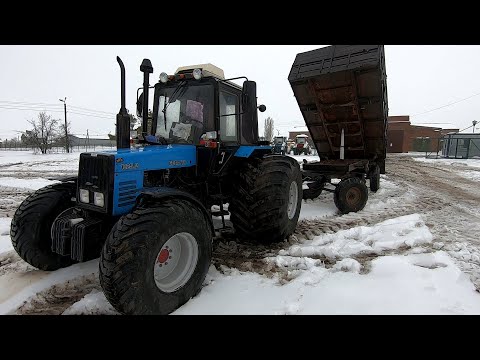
[156,84,213,144]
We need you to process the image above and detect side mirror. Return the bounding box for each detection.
[136,92,144,118]
[241,80,260,143]
[258,104,266,112]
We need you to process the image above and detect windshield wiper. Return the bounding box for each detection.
[162,80,187,131]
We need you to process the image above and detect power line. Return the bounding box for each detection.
[411,91,480,117]
[69,105,116,115]
[0,105,115,120]
[0,100,116,117]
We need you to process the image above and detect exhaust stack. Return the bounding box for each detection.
[140,59,153,136]
[116,56,130,149]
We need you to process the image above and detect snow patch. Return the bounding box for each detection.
[0,218,12,254]
[62,289,118,315]
[332,258,362,273]
[282,214,432,260]
[0,177,59,190]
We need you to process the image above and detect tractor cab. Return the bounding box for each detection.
[136,63,266,148]
[272,136,287,155]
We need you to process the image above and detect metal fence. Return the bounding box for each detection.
[442,134,480,159]
[0,144,115,153]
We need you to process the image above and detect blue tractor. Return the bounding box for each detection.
[10,57,303,314]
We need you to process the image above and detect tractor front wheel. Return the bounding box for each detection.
[99,199,212,315]
[10,183,77,271]
[230,156,302,244]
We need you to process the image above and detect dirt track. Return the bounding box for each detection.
[1,154,480,314]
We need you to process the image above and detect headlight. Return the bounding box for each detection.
[159,72,169,83]
[79,189,89,203]
[94,192,105,207]
[193,68,203,80]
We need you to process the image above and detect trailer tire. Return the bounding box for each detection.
[99,198,212,315]
[334,177,368,214]
[10,183,77,271]
[230,156,302,244]
[370,165,380,192]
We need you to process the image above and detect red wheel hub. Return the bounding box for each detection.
[157,249,170,264]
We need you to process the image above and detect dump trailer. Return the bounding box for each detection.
[288,45,388,214]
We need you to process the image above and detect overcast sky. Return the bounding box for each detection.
[1,45,479,140]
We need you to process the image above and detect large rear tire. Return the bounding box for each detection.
[10,183,77,271]
[334,177,368,214]
[99,199,212,315]
[230,156,302,244]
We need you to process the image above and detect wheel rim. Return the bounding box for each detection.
[346,187,362,207]
[153,232,199,293]
[287,181,299,220]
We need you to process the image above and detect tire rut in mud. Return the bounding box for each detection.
[12,274,101,315]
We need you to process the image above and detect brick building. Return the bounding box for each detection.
[387,116,459,153]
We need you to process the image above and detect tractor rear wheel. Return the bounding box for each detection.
[10,183,77,271]
[99,198,212,315]
[230,156,302,244]
[334,177,368,214]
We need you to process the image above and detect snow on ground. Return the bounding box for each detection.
[174,250,480,315]
[0,177,58,190]
[0,150,80,166]
[411,154,480,169]
[0,218,12,253]
[1,151,480,315]
[278,214,432,260]
[0,259,98,314]
[62,289,118,315]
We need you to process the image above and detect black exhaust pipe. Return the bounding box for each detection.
[140,59,153,136]
[116,56,130,149]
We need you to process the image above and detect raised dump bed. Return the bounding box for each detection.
[288,45,388,172]
[289,45,389,214]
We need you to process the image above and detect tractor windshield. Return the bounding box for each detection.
[274,137,284,144]
[297,137,306,144]
[155,84,214,144]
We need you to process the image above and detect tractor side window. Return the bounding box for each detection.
[219,91,238,142]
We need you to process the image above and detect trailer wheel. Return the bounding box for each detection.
[10,183,77,271]
[370,165,380,192]
[99,198,212,315]
[230,156,302,244]
[334,177,368,214]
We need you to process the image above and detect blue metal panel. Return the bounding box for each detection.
[234,145,272,158]
[94,145,197,216]
[112,170,143,216]
[110,144,197,173]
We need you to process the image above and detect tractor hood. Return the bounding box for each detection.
[96,144,197,173]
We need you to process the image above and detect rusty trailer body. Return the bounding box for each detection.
[288,45,389,213]
[288,45,388,174]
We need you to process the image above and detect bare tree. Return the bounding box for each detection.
[25,112,59,154]
[264,117,274,143]
[129,114,139,131]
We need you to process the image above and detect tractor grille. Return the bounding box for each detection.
[118,180,138,207]
[77,153,114,214]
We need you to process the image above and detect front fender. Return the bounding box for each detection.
[135,188,214,235]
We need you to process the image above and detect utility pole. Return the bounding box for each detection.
[59,97,69,153]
